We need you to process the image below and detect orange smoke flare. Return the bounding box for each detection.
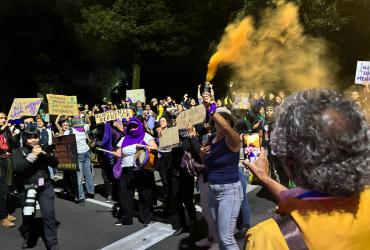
[206,17,254,82]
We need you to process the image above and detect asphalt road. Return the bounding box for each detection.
[0,168,277,250]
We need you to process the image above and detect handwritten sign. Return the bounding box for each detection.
[54,135,79,171]
[159,126,180,147]
[95,109,131,124]
[176,105,206,129]
[126,89,145,103]
[8,98,42,120]
[47,94,79,116]
[233,93,249,109]
[355,61,370,84]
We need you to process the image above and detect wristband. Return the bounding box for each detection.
[209,103,217,116]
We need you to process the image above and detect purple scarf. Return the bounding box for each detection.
[113,117,146,179]
[121,117,146,147]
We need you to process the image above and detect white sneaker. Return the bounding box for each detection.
[195,237,213,248]
[36,202,40,210]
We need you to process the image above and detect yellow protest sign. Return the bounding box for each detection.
[8,98,43,120]
[95,109,131,124]
[47,94,79,116]
[176,105,206,129]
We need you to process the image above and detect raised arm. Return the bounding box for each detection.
[243,149,288,201]
[203,92,240,153]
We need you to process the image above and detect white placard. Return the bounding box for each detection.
[126,89,146,103]
[355,61,370,84]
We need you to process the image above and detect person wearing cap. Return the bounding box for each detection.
[201,92,242,250]
[64,116,95,205]
[12,126,59,250]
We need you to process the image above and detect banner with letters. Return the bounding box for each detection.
[8,98,43,120]
[95,109,132,124]
[47,94,79,116]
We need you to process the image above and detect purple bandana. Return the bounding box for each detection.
[121,117,146,148]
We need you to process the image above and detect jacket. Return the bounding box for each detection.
[12,146,58,186]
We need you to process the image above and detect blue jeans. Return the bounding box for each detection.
[77,151,94,201]
[209,181,243,250]
[239,166,251,227]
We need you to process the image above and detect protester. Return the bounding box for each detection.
[0,112,17,228]
[12,126,59,250]
[201,92,242,250]
[64,116,95,205]
[111,117,158,226]
[170,125,199,236]
[155,116,174,213]
[244,89,370,250]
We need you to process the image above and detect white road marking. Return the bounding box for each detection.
[100,222,175,250]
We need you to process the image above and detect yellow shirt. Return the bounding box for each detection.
[245,189,370,250]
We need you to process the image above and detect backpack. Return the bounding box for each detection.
[180,151,205,177]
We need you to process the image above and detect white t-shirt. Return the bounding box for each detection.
[64,124,90,154]
[116,133,154,168]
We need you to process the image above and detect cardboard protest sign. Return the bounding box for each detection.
[8,98,43,120]
[355,61,370,84]
[159,126,180,148]
[95,109,131,124]
[47,94,79,116]
[176,105,206,128]
[126,89,145,103]
[233,93,249,109]
[54,135,79,171]
[176,105,206,129]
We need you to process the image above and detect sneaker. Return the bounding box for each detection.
[114,221,123,226]
[173,227,188,236]
[195,237,213,248]
[86,193,95,199]
[0,218,15,228]
[77,199,86,206]
[105,196,112,203]
[143,221,154,227]
[7,214,16,222]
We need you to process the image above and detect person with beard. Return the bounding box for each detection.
[12,126,59,250]
[111,118,158,226]
[170,126,200,236]
[0,112,17,228]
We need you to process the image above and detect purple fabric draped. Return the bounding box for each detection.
[121,117,146,147]
[73,127,85,133]
[101,123,113,160]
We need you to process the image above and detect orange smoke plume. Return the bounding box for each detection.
[206,1,337,92]
[206,17,254,82]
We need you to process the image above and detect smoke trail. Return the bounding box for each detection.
[206,1,338,92]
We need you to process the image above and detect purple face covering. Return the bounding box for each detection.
[121,117,146,147]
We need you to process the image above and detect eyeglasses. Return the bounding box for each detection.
[0,117,6,119]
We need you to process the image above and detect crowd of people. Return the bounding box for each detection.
[0,81,369,250]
